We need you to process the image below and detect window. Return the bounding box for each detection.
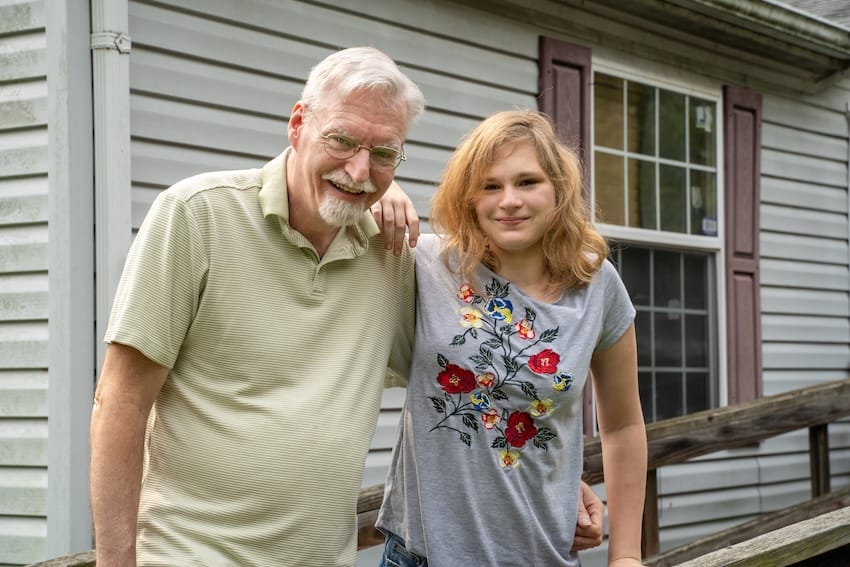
[539,36,762,425]
[592,71,721,421]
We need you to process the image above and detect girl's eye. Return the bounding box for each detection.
[483,184,500,191]
[519,178,539,186]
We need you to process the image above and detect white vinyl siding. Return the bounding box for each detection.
[123,1,850,565]
[0,0,843,564]
[0,1,49,565]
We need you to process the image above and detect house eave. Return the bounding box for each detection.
[450,0,850,93]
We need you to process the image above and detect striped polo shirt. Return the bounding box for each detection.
[105,149,415,566]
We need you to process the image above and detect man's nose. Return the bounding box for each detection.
[345,147,371,183]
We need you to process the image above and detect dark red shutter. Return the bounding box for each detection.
[538,37,591,199]
[538,36,595,432]
[723,85,763,404]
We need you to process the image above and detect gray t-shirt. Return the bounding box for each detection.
[377,234,635,566]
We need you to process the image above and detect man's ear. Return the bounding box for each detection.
[288,102,306,148]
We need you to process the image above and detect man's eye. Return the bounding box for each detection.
[371,147,398,161]
[330,135,356,148]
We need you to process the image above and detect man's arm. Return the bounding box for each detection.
[90,342,169,567]
[572,480,604,551]
[371,180,420,255]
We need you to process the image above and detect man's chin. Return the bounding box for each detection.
[319,197,368,227]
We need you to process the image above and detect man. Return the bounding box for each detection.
[90,46,602,567]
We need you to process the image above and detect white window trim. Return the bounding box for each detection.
[590,57,730,408]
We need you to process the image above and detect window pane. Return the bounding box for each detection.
[683,254,707,309]
[627,81,655,155]
[654,312,682,367]
[656,372,684,420]
[686,372,709,413]
[628,158,656,229]
[594,73,623,150]
[659,90,685,161]
[654,250,681,306]
[620,246,651,305]
[690,170,717,236]
[685,314,707,367]
[635,310,652,367]
[594,151,624,225]
[690,97,716,166]
[639,371,654,422]
[659,164,686,233]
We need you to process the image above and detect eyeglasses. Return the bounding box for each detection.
[306,109,406,170]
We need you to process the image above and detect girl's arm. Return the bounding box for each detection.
[591,323,648,567]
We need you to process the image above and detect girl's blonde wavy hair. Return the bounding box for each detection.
[430,109,608,290]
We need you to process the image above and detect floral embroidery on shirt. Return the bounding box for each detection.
[428,279,570,468]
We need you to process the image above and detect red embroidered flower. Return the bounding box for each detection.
[505,411,538,448]
[457,284,475,303]
[528,349,560,375]
[437,364,476,394]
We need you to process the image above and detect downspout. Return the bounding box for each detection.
[91,0,132,370]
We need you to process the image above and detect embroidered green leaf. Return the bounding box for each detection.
[469,328,479,340]
[472,296,484,306]
[451,334,466,346]
[429,396,446,413]
[437,353,449,367]
[525,307,536,321]
[483,338,502,349]
[532,438,550,451]
[491,389,508,401]
[462,413,479,431]
[520,381,540,399]
[535,427,556,442]
[539,328,559,343]
[491,437,508,448]
[478,345,493,361]
[470,354,490,368]
[459,432,472,446]
[503,356,520,373]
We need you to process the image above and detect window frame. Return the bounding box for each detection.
[539,36,765,425]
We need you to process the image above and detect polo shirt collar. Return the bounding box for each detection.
[258,148,380,256]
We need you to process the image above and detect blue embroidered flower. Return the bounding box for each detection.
[484,297,513,323]
[553,372,573,392]
[470,392,492,410]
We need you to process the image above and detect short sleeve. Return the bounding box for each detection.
[596,260,636,351]
[105,191,209,368]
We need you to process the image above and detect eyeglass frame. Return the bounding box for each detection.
[304,107,407,170]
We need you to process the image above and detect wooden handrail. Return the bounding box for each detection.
[357,377,850,552]
[582,377,850,484]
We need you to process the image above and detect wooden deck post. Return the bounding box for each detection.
[809,424,831,497]
[642,468,660,558]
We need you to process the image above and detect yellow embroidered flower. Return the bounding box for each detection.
[459,306,484,328]
[529,398,554,417]
[499,449,521,469]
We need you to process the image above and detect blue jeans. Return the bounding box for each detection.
[379,532,428,567]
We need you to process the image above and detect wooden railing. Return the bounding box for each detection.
[27,378,850,567]
[358,377,850,563]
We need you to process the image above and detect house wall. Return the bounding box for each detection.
[0,0,847,564]
[0,1,50,564]
[123,2,850,565]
